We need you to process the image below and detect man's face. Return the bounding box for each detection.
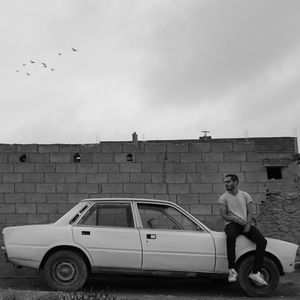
[224,177,237,191]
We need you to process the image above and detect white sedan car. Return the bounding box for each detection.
[2,198,298,296]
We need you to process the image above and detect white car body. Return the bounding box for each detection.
[2,198,299,295]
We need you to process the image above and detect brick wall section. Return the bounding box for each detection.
[0,137,298,232]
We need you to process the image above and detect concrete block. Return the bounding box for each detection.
[26,193,47,203]
[93,153,114,163]
[151,173,164,183]
[187,173,202,183]
[142,163,163,173]
[201,173,223,183]
[0,144,16,152]
[101,142,123,153]
[213,183,226,193]
[114,153,134,163]
[17,144,38,153]
[168,184,190,194]
[2,173,23,182]
[224,152,246,162]
[45,173,65,183]
[130,173,151,183]
[0,164,14,173]
[35,163,55,173]
[56,184,77,193]
[47,194,68,203]
[56,163,76,173]
[145,143,166,153]
[196,163,219,173]
[246,152,261,162]
[59,144,80,153]
[27,213,49,224]
[109,173,129,183]
[188,142,211,152]
[124,183,145,193]
[98,163,119,173]
[180,153,202,162]
[50,153,71,163]
[233,141,255,152]
[77,163,98,173]
[79,144,101,153]
[190,183,212,193]
[241,162,263,172]
[36,183,56,193]
[158,153,180,163]
[6,213,27,224]
[68,193,88,203]
[5,193,25,203]
[211,142,233,152]
[0,204,15,213]
[173,163,196,173]
[146,184,167,194]
[38,144,59,153]
[120,163,141,173]
[66,174,86,183]
[238,183,259,193]
[58,203,74,213]
[23,173,44,183]
[0,154,7,163]
[37,203,58,213]
[202,153,224,162]
[123,142,145,153]
[136,153,157,162]
[87,174,107,183]
[167,143,189,152]
[78,183,98,193]
[190,204,212,215]
[199,194,219,204]
[29,153,50,163]
[16,203,36,213]
[165,173,186,183]
[212,204,220,215]
[15,183,35,193]
[245,172,268,183]
[102,184,123,193]
[0,183,14,193]
[14,163,34,173]
[219,162,240,172]
[177,194,199,204]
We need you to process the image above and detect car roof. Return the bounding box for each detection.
[80,198,175,206]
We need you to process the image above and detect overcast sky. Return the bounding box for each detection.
[1,0,300,145]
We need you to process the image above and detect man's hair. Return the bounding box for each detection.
[225,174,239,184]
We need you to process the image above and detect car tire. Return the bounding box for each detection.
[44,250,88,292]
[237,256,280,297]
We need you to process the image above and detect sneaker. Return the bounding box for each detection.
[248,272,268,286]
[228,268,238,282]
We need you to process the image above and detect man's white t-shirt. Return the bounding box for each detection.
[219,190,253,225]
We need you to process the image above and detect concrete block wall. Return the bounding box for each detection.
[0,138,274,231]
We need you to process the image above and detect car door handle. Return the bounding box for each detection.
[81,231,90,236]
[146,234,156,239]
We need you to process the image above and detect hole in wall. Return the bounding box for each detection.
[126,153,134,162]
[19,154,27,163]
[73,153,81,162]
[266,166,282,180]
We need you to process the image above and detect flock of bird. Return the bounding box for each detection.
[16,48,78,77]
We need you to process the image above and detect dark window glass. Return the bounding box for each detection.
[266,166,282,180]
[78,203,134,228]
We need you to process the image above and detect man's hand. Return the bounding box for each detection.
[235,217,247,226]
[243,222,251,233]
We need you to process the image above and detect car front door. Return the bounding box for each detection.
[72,202,142,269]
[137,203,215,272]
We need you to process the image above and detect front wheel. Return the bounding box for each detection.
[238,256,280,297]
[44,250,88,292]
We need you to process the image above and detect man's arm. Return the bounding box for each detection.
[243,201,253,233]
[219,204,247,226]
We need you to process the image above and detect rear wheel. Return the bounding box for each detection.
[238,256,280,297]
[44,250,88,292]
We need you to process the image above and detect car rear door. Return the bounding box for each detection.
[72,202,142,269]
[137,203,215,272]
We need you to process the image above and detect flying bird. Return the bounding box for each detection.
[50,68,55,71]
[16,70,20,72]
[30,60,35,63]
[58,52,62,56]
[26,72,31,76]
[23,63,27,66]
[72,48,77,52]
[42,63,47,68]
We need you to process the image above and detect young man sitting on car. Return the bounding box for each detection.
[219,174,268,285]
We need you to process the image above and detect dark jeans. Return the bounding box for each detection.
[225,222,267,273]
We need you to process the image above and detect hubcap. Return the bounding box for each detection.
[54,261,77,283]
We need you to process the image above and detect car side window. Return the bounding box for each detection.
[137,203,199,231]
[78,203,134,228]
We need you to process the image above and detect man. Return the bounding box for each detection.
[219,174,268,285]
